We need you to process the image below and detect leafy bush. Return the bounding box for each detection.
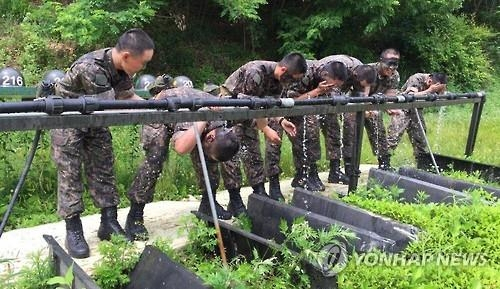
[92,235,141,289]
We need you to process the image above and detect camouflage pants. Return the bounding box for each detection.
[387,108,428,157]
[190,149,221,195]
[320,113,356,160]
[341,112,356,159]
[289,115,321,171]
[364,112,390,157]
[221,124,265,187]
[265,118,284,177]
[51,127,119,219]
[127,123,174,204]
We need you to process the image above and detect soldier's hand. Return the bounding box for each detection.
[365,110,379,118]
[386,109,402,116]
[262,126,281,144]
[281,119,296,137]
[427,83,446,94]
[316,81,335,95]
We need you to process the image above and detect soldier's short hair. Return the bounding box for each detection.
[278,52,307,75]
[203,127,240,162]
[380,48,400,59]
[430,73,447,84]
[353,65,377,84]
[321,61,348,82]
[115,28,155,56]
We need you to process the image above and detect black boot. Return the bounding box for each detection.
[328,159,350,184]
[309,163,325,191]
[251,182,269,197]
[291,168,307,189]
[415,154,428,169]
[378,155,395,171]
[268,174,285,201]
[65,215,90,259]
[227,188,247,216]
[125,202,148,241]
[198,192,232,220]
[97,206,128,241]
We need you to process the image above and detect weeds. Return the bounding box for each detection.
[92,234,141,289]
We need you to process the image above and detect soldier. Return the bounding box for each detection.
[123,74,177,241]
[316,55,364,184]
[220,53,303,201]
[170,87,243,220]
[387,72,447,166]
[286,60,348,191]
[51,28,154,258]
[364,48,401,170]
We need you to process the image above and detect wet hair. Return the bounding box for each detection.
[353,65,377,84]
[278,52,307,75]
[203,128,240,162]
[430,72,447,84]
[115,28,155,56]
[380,48,400,59]
[320,61,348,82]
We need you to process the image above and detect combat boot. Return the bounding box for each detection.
[198,192,232,220]
[291,168,307,189]
[97,206,128,241]
[268,174,285,201]
[309,163,325,191]
[251,182,269,197]
[227,188,247,216]
[65,215,90,259]
[378,155,395,171]
[125,202,148,241]
[328,159,350,184]
[415,154,428,169]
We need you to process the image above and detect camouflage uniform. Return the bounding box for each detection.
[169,87,229,194]
[316,55,363,160]
[362,62,400,158]
[387,73,429,157]
[265,118,283,177]
[126,110,175,203]
[285,60,322,171]
[51,48,135,218]
[220,61,284,187]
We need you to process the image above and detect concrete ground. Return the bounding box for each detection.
[0,164,375,276]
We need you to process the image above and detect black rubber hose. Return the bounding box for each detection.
[0,130,41,238]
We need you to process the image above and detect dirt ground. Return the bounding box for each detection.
[0,165,375,277]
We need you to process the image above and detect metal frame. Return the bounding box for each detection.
[0,92,486,193]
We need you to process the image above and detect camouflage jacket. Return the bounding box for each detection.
[366,62,400,95]
[55,48,134,100]
[165,87,219,143]
[286,59,322,96]
[401,73,430,93]
[318,54,363,93]
[222,61,284,98]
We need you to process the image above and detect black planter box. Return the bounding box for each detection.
[399,166,500,199]
[246,193,396,252]
[368,168,471,204]
[43,235,208,289]
[193,211,338,289]
[419,153,500,183]
[291,188,419,252]
[44,235,100,289]
[125,245,208,289]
